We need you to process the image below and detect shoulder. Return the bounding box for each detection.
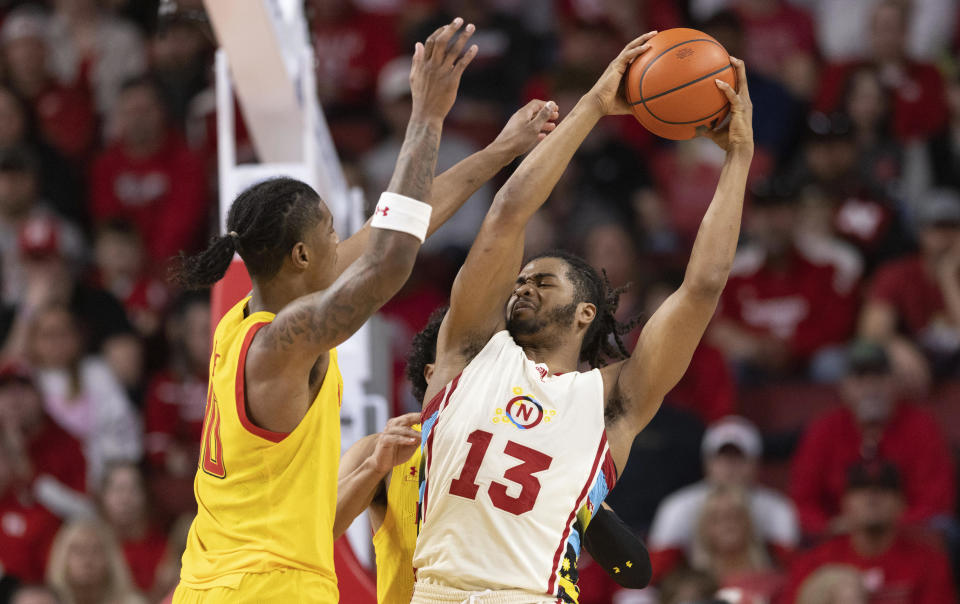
[794,234,863,294]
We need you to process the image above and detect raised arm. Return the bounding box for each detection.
[605,59,754,468]
[432,34,658,376]
[253,20,476,366]
[333,100,559,275]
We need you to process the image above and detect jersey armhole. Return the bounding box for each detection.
[235,321,290,443]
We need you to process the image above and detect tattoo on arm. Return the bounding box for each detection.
[387,119,442,201]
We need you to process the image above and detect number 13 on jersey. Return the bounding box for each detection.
[449,429,552,515]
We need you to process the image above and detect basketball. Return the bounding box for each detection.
[625,28,737,140]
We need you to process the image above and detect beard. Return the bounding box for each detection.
[507,302,577,337]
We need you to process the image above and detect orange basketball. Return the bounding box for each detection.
[625,28,737,140]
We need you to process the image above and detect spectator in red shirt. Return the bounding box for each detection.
[144,292,208,515]
[91,219,170,340]
[0,6,96,163]
[309,0,400,109]
[0,440,61,583]
[795,565,867,604]
[709,182,858,380]
[790,340,956,537]
[860,190,960,387]
[98,462,167,599]
[89,76,209,264]
[732,0,818,100]
[815,0,948,142]
[783,461,956,604]
[0,362,89,520]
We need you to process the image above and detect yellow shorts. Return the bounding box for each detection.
[173,569,338,603]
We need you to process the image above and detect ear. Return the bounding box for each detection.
[290,241,309,270]
[576,302,596,331]
[423,363,435,385]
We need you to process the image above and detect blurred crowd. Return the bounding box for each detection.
[0,0,956,603]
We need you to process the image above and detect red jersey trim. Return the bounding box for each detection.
[420,373,461,526]
[235,321,288,443]
[547,431,608,595]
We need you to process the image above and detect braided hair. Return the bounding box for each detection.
[171,178,324,289]
[405,306,448,405]
[528,250,642,368]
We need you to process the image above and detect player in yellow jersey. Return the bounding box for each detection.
[166,19,488,603]
[337,309,653,604]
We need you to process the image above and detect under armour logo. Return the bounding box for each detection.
[409,466,417,477]
[376,205,390,217]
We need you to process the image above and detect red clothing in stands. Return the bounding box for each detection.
[735,3,816,79]
[89,134,209,263]
[27,418,86,494]
[816,61,948,142]
[867,255,944,338]
[122,525,168,592]
[782,534,956,604]
[0,491,60,582]
[790,404,955,535]
[144,370,206,469]
[310,9,400,107]
[718,248,855,360]
[665,343,736,424]
[33,81,96,162]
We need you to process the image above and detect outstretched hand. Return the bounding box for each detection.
[409,17,479,121]
[370,412,421,474]
[699,57,754,154]
[491,99,560,158]
[588,31,658,116]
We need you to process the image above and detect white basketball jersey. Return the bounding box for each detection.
[414,331,617,602]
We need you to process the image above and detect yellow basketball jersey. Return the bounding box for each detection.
[178,296,343,596]
[373,433,421,604]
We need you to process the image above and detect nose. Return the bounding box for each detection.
[516,281,535,298]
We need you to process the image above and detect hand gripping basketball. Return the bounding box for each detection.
[409,17,479,121]
[587,31,659,116]
[700,57,753,154]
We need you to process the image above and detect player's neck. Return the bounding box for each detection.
[248,278,309,315]
[520,341,581,375]
[850,525,896,557]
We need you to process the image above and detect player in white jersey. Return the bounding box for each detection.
[414,33,755,604]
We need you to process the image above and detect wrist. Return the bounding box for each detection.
[726,144,755,162]
[408,109,444,128]
[579,92,607,120]
[362,453,392,478]
[483,139,518,166]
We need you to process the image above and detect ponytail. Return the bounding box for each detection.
[170,232,238,290]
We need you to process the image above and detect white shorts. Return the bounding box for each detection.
[411,581,559,604]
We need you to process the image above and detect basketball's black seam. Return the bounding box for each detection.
[630,63,734,105]
[629,37,733,126]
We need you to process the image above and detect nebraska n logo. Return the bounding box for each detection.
[491,389,557,430]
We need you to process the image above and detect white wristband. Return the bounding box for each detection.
[370,192,432,243]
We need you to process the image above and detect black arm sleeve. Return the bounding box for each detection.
[582,505,652,589]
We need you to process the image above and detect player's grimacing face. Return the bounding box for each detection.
[506,257,578,336]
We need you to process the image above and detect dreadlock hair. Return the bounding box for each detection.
[171,178,324,289]
[405,306,448,405]
[527,249,642,369]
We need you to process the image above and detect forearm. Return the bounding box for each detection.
[334,456,388,538]
[492,98,599,226]
[424,142,515,237]
[386,115,443,202]
[683,150,752,296]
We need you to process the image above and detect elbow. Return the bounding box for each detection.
[685,265,731,299]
